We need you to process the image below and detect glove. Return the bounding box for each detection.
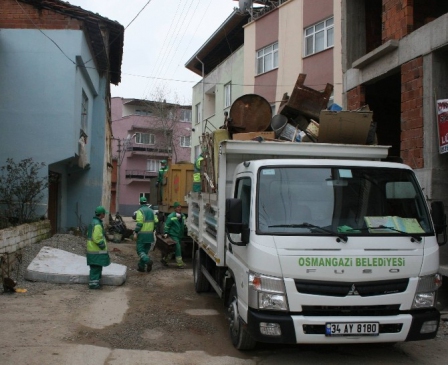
[98,242,106,249]
[163,234,168,239]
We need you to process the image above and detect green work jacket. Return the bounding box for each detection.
[164,211,186,241]
[86,216,110,267]
[135,205,158,243]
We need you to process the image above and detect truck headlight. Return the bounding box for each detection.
[248,272,289,311]
[412,274,442,309]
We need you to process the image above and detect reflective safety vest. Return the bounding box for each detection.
[86,216,110,266]
[193,155,204,183]
[135,205,158,242]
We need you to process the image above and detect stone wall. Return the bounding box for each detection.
[0,220,51,254]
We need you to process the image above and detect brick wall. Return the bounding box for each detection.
[401,57,424,168]
[0,0,81,29]
[382,0,412,42]
[346,85,366,110]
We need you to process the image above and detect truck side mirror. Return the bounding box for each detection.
[225,198,249,245]
[431,201,447,246]
[226,198,243,234]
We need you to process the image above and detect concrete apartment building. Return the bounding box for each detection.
[110,98,192,215]
[185,0,343,161]
[342,1,448,272]
[186,0,342,160]
[343,0,448,209]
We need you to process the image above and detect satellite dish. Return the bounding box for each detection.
[238,0,252,13]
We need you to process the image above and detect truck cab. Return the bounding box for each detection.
[226,159,442,347]
[187,141,446,350]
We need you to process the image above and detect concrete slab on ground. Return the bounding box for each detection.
[25,246,127,286]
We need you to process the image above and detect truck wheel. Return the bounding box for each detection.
[193,249,210,293]
[227,284,256,350]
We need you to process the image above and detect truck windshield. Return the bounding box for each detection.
[257,166,433,237]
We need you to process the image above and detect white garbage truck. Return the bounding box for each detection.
[186,138,446,350]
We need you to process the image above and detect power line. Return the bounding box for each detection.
[15,0,76,65]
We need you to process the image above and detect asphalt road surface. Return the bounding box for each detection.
[1,237,448,365]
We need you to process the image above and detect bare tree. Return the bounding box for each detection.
[141,88,191,163]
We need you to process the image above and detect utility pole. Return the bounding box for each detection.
[113,134,135,214]
[115,138,122,214]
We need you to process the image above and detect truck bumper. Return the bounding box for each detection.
[246,308,439,344]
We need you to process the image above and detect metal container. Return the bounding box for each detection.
[229,94,272,133]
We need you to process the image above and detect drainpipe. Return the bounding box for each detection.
[196,56,205,139]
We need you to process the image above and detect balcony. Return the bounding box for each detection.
[125,170,157,181]
[126,143,171,157]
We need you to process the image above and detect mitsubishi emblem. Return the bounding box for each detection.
[347,284,359,295]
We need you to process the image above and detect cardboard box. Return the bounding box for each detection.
[318,110,373,145]
[232,131,275,141]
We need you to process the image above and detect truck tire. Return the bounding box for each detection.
[228,284,256,350]
[193,249,210,293]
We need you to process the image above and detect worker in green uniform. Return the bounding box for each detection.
[133,196,158,273]
[157,159,168,203]
[192,153,204,192]
[86,206,110,289]
[162,202,186,268]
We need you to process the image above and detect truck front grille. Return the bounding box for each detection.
[294,278,409,297]
[301,304,401,316]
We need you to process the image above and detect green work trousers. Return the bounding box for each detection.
[89,264,103,288]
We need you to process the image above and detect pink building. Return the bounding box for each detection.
[111,97,192,215]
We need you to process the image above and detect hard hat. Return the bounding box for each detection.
[140,197,147,204]
[161,160,167,165]
[173,202,181,208]
[95,206,108,215]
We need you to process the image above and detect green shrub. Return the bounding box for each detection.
[0,158,48,225]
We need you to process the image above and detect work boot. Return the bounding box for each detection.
[137,265,145,272]
[160,257,169,267]
[146,261,153,273]
[176,256,185,269]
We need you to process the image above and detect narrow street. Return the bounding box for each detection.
[1,232,448,364]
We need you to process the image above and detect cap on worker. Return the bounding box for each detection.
[95,206,108,215]
[173,202,181,208]
[140,196,147,204]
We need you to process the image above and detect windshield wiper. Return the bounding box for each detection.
[345,226,422,242]
[268,222,348,243]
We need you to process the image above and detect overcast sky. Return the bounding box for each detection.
[67,0,238,104]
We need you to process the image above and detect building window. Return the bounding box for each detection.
[146,159,158,172]
[136,132,155,145]
[180,109,192,122]
[81,90,88,131]
[256,42,278,75]
[135,109,151,116]
[305,17,334,56]
[195,103,201,125]
[180,136,191,147]
[224,83,231,108]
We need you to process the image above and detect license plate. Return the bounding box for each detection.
[325,322,379,336]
